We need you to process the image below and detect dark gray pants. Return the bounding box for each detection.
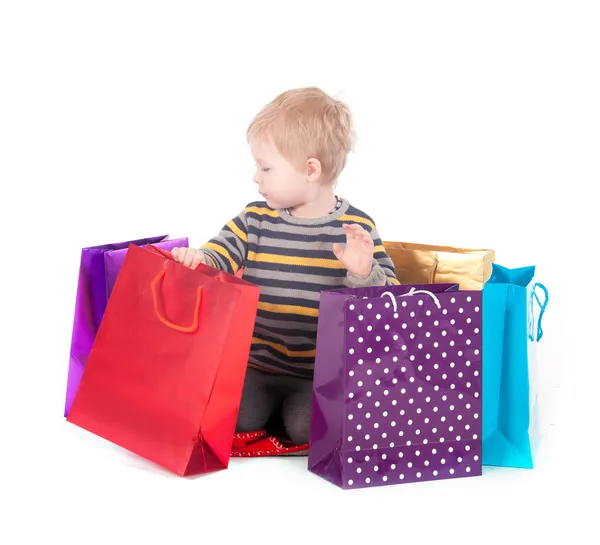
[235,367,313,446]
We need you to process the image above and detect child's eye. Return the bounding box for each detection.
[261,167,271,172]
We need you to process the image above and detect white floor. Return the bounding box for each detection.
[3,417,589,545]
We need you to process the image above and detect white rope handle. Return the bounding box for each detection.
[380,291,398,312]
[401,287,442,309]
[380,287,442,312]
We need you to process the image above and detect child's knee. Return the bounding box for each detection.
[284,412,311,445]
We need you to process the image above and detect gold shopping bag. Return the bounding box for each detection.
[383,241,495,290]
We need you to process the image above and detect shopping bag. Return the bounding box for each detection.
[64,235,188,416]
[308,283,483,489]
[481,263,549,469]
[383,241,495,290]
[67,244,260,476]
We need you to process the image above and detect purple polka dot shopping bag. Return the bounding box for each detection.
[308,283,483,490]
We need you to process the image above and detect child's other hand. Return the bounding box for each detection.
[171,247,206,270]
[333,224,374,279]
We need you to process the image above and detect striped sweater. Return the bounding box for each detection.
[200,198,400,378]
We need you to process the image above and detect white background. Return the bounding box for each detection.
[1,1,598,543]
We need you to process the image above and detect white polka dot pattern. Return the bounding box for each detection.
[340,288,483,489]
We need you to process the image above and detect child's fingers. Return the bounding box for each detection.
[343,224,372,249]
[349,224,371,241]
[183,248,196,268]
[348,223,366,232]
[171,247,182,262]
[354,228,372,244]
[332,243,344,259]
[191,252,204,270]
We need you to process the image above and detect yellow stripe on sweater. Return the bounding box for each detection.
[201,242,238,272]
[258,301,319,318]
[248,251,344,269]
[245,206,279,218]
[226,220,247,242]
[338,214,375,231]
[252,337,316,358]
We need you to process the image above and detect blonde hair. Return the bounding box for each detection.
[246,87,356,183]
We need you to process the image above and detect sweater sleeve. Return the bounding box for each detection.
[200,208,248,275]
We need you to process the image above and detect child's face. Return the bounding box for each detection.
[250,139,314,210]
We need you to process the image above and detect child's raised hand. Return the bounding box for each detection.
[171,247,206,270]
[333,223,374,279]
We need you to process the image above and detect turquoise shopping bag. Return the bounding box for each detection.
[482,263,549,468]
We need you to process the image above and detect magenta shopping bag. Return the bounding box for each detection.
[64,235,188,417]
[308,283,483,490]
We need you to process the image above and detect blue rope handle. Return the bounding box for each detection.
[531,282,549,341]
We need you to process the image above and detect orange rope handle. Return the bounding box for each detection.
[150,270,203,333]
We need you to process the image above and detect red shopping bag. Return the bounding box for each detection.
[67,244,260,476]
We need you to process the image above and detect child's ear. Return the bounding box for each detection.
[306,157,322,183]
